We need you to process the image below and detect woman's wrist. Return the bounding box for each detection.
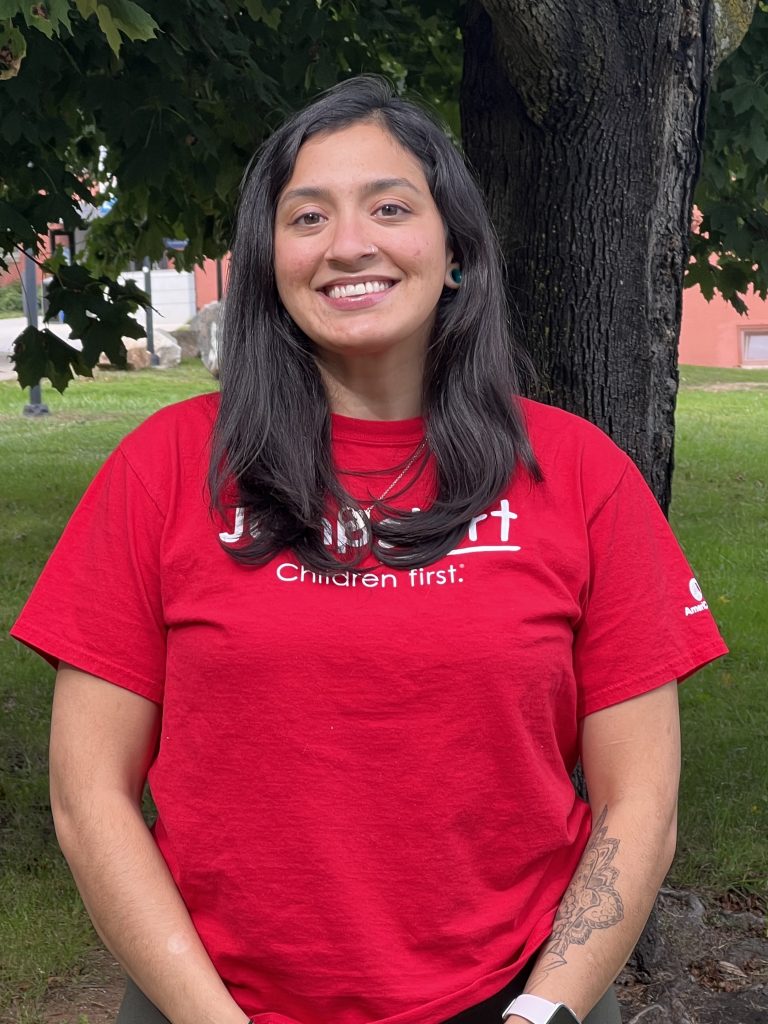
[503,994,582,1024]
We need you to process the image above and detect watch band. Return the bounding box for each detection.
[501,993,581,1024]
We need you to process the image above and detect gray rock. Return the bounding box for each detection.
[200,314,220,379]
[171,325,199,360]
[186,301,222,377]
[152,330,182,369]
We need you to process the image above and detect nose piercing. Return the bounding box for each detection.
[364,245,378,256]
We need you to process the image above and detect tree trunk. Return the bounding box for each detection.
[459,0,725,977]
[460,0,716,510]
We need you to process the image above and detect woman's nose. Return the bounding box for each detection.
[324,215,377,265]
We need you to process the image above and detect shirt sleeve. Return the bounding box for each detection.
[573,457,728,717]
[10,446,167,704]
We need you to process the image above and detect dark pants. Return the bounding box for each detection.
[116,970,621,1024]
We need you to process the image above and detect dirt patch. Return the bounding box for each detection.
[12,889,768,1024]
[616,888,768,1023]
[11,948,125,1024]
[42,955,124,1024]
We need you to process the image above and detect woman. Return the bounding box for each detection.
[12,76,727,1024]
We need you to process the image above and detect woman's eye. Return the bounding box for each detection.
[294,212,324,226]
[377,203,408,218]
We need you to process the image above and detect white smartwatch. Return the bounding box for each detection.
[501,994,581,1024]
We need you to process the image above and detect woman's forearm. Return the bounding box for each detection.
[53,792,249,1024]
[506,799,676,1022]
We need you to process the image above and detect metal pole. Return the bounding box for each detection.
[143,257,159,366]
[22,250,50,417]
[216,258,223,301]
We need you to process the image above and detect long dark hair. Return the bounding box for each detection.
[210,75,541,572]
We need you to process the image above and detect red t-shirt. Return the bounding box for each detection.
[12,393,727,1024]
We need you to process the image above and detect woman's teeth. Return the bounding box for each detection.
[326,281,392,299]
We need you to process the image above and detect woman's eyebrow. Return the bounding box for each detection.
[363,177,421,197]
[278,177,422,208]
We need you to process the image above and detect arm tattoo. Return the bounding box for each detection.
[536,805,624,977]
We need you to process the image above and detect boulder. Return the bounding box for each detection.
[188,301,222,378]
[123,338,151,370]
[170,325,199,360]
[200,315,220,378]
[152,330,182,369]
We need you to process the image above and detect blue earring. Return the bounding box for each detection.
[450,267,463,285]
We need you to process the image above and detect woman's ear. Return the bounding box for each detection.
[445,261,462,290]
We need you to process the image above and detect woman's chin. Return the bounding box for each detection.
[312,334,412,360]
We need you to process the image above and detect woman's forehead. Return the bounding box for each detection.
[280,122,430,201]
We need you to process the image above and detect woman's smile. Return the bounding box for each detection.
[318,277,399,308]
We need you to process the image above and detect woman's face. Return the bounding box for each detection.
[273,121,458,364]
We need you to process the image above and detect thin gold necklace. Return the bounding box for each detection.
[362,438,427,518]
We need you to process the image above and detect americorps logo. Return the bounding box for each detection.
[685,577,708,616]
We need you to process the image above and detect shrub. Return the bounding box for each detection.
[0,281,24,314]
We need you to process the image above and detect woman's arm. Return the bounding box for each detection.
[50,663,250,1024]
[506,680,681,1022]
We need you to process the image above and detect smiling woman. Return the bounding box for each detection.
[273,125,458,389]
[10,75,727,1024]
[211,78,541,574]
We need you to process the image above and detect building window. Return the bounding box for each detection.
[742,330,768,366]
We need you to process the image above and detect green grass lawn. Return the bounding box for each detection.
[669,370,768,893]
[679,364,768,387]
[0,365,217,1019]
[0,363,765,1017]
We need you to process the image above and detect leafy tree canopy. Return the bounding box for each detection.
[0,0,765,389]
[690,0,768,313]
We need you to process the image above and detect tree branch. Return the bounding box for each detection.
[712,0,759,65]
[475,0,616,126]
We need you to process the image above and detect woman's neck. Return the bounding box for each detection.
[317,350,425,421]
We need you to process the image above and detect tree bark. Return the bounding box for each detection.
[460,0,716,509]
[459,0,732,978]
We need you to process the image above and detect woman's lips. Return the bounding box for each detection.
[318,281,398,311]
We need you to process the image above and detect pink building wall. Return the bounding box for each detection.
[679,281,768,367]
